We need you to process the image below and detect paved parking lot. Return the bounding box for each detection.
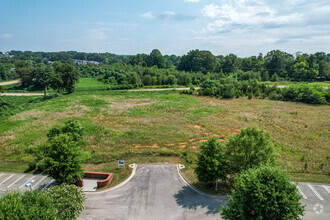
[296,182,330,220]
[0,172,55,196]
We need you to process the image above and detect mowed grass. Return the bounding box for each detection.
[0,78,329,186]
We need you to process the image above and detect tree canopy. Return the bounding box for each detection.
[221,165,304,220]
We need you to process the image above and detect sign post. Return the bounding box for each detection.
[118,160,124,168]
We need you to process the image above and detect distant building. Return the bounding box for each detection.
[74,59,100,65]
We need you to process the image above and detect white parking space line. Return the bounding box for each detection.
[19,176,35,189]
[7,175,25,188]
[323,185,330,194]
[307,184,323,200]
[297,186,307,199]
[42,180,55,190]
[0,174,15,185]
[32,176,47,189]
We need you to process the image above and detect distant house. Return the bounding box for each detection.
[74,59,100,65]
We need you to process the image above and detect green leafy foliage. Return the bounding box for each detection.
[44,134,85,184]
[0,184,85,220]
[225,126,276,174]
[195,137,228,184]
[47,119,84,142]
[221,165,304,220]
[43,184,86,220]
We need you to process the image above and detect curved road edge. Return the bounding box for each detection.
[85,164,137,194]
[176,165,227,199]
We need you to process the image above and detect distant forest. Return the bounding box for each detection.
[0,49,329,85]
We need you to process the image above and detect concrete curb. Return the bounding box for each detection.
[85,165,137,194]
[176,165,227,200]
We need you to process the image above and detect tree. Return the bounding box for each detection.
[225,126,276,174]
[318,60,330,80]
[146,49,168,68]
[270,73,279,82]
[178,49,217,73]
[264,50,287,77]
[44,134,85,184]
[195,137,228,187]
[261,71,269,81]
[291,61,318,81]
[43,184,86,220]
[47,119,84,142]
[52,62,79,93]
[221,165,304,220]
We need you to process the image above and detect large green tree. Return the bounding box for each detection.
[146,49,168,68]
[221,165,304,220]
[195,137,228,186]
[44,134,85,184]
[52,62,79,93]
[225,126,276,174]
[178,49,217,73]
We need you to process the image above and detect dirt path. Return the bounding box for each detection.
[0,80,20,86]
[0,93,44,96]
[128,87,201,91]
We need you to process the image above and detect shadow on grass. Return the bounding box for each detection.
[173,185,228,215]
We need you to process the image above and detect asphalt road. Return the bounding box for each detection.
[80,164,226,220]
[81,165,330,220]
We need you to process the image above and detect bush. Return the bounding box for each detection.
[28,161,37,170]
[221,165,304,220]
[43,184,86,220]
[0,184,85,220]
[47,119,84,141]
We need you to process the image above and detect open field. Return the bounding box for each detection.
[1,78,329,188]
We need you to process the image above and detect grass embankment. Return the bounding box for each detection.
[0,78,329,191]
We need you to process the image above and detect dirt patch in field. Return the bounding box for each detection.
[11,110,47,121]
[131,144,160,149]
[193,125,202,129]
[102,98,155,113]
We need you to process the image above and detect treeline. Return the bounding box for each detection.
[15,61,79,93]
[193,79,330,104]
[1,49,329,82]
[80,63,223,89]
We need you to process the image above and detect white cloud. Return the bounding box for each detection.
[2,33,12,38]
[201,1,304,34]
[201,4,221,18]
[184,0,199,2]
[142,11,154,19]
[141,11,196,21]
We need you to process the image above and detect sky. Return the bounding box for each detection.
[0,0,330,57]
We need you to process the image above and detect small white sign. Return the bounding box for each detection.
[118,160,124,168]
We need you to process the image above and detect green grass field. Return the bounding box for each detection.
[263,81,330,88]
[1,78,329,190]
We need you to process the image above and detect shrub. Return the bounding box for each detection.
[221,165,304,220]
[47,119,84,142]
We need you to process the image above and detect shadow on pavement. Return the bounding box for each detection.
[173,185,228,215]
